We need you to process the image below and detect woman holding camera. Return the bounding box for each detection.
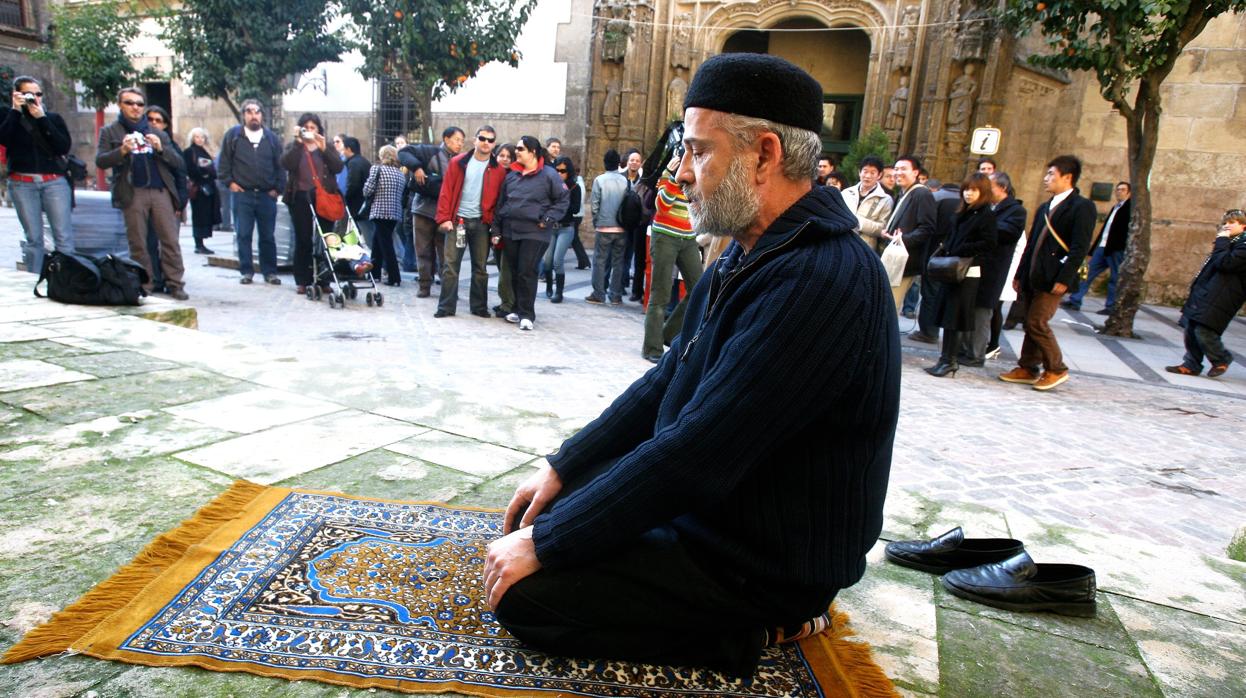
[492,136,568,330]
[926,172,997,377]
[1167,210,1246,378]
[281,112,343,294]
[183,127,221,255]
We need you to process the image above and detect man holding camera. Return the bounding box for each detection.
[0,75,75,274]
[96,87,189,299]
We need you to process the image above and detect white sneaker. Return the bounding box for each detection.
[505,313,520,324]
[519,318,534,331]
[984,346,1002,360]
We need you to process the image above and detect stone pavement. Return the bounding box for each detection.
[1,216,1244,697]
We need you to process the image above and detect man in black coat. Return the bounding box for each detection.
[483,54,898,677]
[1064,181,1131,314]
[1167,211,1246,378]
[881,154,937,313]
[340,136,373,243]
[1000,155,1096,391]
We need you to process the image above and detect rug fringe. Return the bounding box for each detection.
[1,480,268,664]
[821,607,901,698]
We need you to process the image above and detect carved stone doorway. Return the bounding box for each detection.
[720,19,870,157]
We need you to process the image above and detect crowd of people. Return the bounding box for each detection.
[2,74,1244,373]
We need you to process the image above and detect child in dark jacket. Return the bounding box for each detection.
[1167,209,1246,378]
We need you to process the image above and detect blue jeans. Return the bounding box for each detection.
[233,190,278,276]
[902,279,920,314]
[542,225,576,276]
[591,231,628,301]
[1068,247,1123,309]
[11,177,74,273]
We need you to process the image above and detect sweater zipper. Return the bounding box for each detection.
[680,222,811,362]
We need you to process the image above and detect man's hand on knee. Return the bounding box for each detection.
[503,461,562,535]
[484,526,540,610]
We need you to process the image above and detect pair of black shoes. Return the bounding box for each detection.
[885,527,1096,617]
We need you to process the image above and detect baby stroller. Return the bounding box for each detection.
[306,209,383,309]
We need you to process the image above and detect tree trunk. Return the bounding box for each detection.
[1103,83,1162,338]
[94,108,106,191]
[414,80,435,144]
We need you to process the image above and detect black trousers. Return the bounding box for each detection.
[495,461,803,677]
[372,218,400,283]
[630,224,647,297]
[288,191,334,286]
[918,273,945,337]
[506,238,549,321]
[571,226,591,267]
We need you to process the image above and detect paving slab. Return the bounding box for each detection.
[937,606,1161,697]
[374,390,581,456]
[163,387,345,434]
[882,487,1013,541]
[174,410,424,484]
[1111,594,1246,697]
[384,428,540,478]
[46,350,182,379]
[837,544,940,695]
[0,322,62,343]
[0,366,245,424]
[277,447,484,504]
[1005,511,1246,625]
[0,358,95,393]
[0,456,232,577]
[451,463,541,511]
[0,412,235,499]
[0,339,90,362]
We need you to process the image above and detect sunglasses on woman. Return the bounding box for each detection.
[556,168,568,173]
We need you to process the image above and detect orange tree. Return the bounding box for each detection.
[160,0,345,120]
[342,0,538,142]
[1000,1,1246,337]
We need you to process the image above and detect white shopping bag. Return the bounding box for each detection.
[880,236,909,287]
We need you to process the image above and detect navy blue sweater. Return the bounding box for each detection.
[533,186,900,617]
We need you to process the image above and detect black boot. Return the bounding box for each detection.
[927,330,960,377]
[551,273,565,303]
[544,270,554,298]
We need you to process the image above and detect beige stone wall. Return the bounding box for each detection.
[1054,12,1246,305]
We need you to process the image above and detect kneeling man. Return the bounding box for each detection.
[484,54,900,676]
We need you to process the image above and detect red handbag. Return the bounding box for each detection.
[305,150,346,221]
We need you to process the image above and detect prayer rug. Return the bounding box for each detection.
[4,481,898,697]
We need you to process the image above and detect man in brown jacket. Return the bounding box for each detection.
[95,87,188,299]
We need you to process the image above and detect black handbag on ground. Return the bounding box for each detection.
[927,255,973,284]
[35,252,149,306]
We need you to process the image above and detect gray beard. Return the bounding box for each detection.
[687,155,760,238]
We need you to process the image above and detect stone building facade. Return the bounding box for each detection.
[583,1,1246,303]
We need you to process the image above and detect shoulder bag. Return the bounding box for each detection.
[926,248,973,284]
[305,150,346,221]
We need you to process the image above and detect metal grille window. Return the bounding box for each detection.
[0,0,26,27]
[375,76,419,149]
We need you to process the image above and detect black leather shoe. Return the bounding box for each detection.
[885,527,1024,574]
[907,331,938,344]
[942,551,1097,617]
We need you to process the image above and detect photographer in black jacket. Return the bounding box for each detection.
[0,75,75,273]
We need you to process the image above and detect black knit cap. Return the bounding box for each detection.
[683,53,824,133]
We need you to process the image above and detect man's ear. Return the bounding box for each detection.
[754,131,784,184]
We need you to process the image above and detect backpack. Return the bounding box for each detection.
[34,252,149,306]
[619,186,644,230]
